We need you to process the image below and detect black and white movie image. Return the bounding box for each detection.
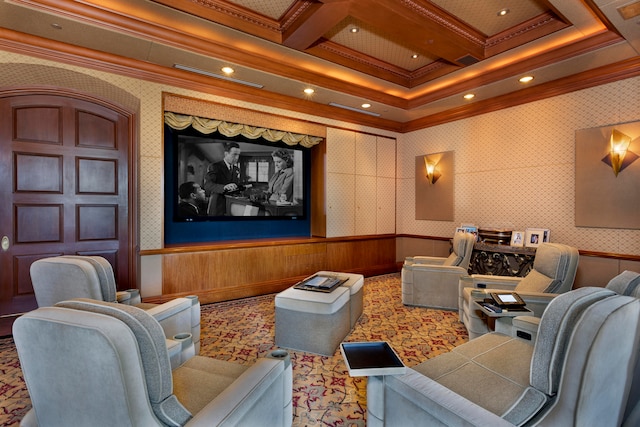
[175,136,306,220]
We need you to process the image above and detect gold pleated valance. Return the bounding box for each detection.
[164,112,322,148]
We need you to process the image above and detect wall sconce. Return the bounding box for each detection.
[602,129,638,176]
[423,156,441,184]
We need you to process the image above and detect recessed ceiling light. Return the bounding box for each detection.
[350,27,359,33]
[221,66,234,75]
[519,75,534,83]
[361,103,371,109]
[497,8,510,16]
[411,54,419,59]
[463,93,475,100]
[303,88,315,95]
[51,23,63,30]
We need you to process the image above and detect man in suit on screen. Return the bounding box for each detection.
[203,142,246,216]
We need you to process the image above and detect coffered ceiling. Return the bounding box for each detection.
[1,0,639,131]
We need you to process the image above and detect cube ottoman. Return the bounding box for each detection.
[315,271,365,328]
[275,283,351,356]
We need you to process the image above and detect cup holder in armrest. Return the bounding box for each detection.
[173,332,195,365]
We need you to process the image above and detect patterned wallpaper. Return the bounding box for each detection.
[397,76,640,256]
[1,49,639,257]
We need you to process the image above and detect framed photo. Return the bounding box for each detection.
[542,229,551,243]
[455,224,478,241]
[524,228,545,248]
[510,230,524,247]
[462,225,478,241]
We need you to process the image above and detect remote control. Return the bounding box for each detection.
[481,303,502,313]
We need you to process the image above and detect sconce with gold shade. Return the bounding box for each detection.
[601,129,638,176]
[416,151,453,221]
[423,156,441,184]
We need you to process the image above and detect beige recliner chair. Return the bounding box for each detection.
[498,270,640,427]
[402,231,476,310]
[367,287,640,426]
[459,242,578,339]
[606,270,640,427]
[30,256,201,357]
[498,269,640,344]
[14,299,293,427]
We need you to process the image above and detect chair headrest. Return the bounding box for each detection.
[517,243,578,293]
[533,243,577,278]
[30,257,104,306]
[444,232,475,267]
[530,287,616,395]
[61,256,117,302]
[55,298,192,425]
[606,271,640,296]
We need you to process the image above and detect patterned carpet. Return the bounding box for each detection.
[0,273,468,426]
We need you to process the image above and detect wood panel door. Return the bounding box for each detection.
[0,93,132,335]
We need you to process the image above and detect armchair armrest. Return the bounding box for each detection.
[166,338,183,369]
[145,297,193,323]
[459,276,522,315]
[405,256,446,266]
[186,357,292,427]
[146,298,197,351]
[493,292,558,343]
[496,316,541,343]
[367,370,513,427]
[402,264,468,310]
[512,291,559,317]
[406,264,467,277]
[459,274,522,291]
[116,289,141,305]
[470,289,558,318]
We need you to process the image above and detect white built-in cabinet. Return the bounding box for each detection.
[326,128,396,237]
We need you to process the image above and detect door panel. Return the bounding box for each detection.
[15,153,63,192]
[0,94,131,335]
[14,106,61,144]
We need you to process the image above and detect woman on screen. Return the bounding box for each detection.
[267,149,294,203]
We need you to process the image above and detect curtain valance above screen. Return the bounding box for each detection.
[164,112,322,148]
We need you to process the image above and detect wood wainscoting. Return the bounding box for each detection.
[142,235,397,304]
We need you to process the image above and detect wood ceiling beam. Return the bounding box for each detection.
[349,0,486,65]
[406,30,623,109]
[281,0,351,50]
[150,0,282,42]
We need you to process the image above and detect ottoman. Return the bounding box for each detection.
[275,285,351,356]
[316,271,364,328]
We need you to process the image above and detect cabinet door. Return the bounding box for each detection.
[326,128,355,237]
[327,128,355,174]
[377,177,396,234]
[355,175,377,235]
[376,137,396,178]
[355,133,376,176]
[326,172,355,237]
[376,137,396,234]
